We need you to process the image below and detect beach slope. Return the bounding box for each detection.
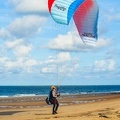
[0,94,120,120]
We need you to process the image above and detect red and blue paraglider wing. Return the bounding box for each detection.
[73,0,99,46]
[48,0,85,25]
[48,0,99,46]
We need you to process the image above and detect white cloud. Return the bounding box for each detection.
[0,50,41,74]
[25,59,39,67]
[5,39,32,57]
[14,45,32,57]
[5,39,24,48]
[0,28,12,40]
[7,15,46,38]
[0,56,40,74]
[41,65,56,74]
[0,56,20,73]
[96,38,111,48]
[43,52,71,65]
[0,32,42,75]
[1,39,40,73]
[0,15,47,40]
[48,31,111,52]
[107,59,116,71]
[2,40,75,75]
[94,59,116,72]
[0,57,9,64]
[10,0,48,14]
[40,52,79,77]
[48,32,85,52]
[57,52,71,63]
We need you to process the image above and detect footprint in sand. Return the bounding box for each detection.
[117,115,120,118]
[98,113,109,118]
[115,111,120,118]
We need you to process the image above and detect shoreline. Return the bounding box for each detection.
[0,90,120,98]
[0,92,120,110]
[0,93,120,120]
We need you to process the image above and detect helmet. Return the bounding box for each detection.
[51,86,56,90]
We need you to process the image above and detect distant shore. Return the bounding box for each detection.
[0,93,120,120]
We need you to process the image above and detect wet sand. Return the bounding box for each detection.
[0,93,120,120]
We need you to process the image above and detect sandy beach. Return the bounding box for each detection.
[0,93,120,120]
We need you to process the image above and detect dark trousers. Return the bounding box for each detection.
[50,98,59,113]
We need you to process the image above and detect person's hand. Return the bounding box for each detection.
[57,93,60,97]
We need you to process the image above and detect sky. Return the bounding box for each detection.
[0,0,120,86]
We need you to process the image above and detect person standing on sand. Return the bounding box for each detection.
[49,86,60,114]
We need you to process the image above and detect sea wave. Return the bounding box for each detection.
[13,94,36,97]
[0,86,120,98]
[0,96,9,98]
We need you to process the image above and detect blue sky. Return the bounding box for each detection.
[0,0,120,85]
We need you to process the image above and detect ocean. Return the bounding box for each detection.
[0,85,120,98]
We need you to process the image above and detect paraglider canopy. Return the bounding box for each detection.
[48,0,99,46]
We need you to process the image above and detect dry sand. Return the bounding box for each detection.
[0,93,120,120]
